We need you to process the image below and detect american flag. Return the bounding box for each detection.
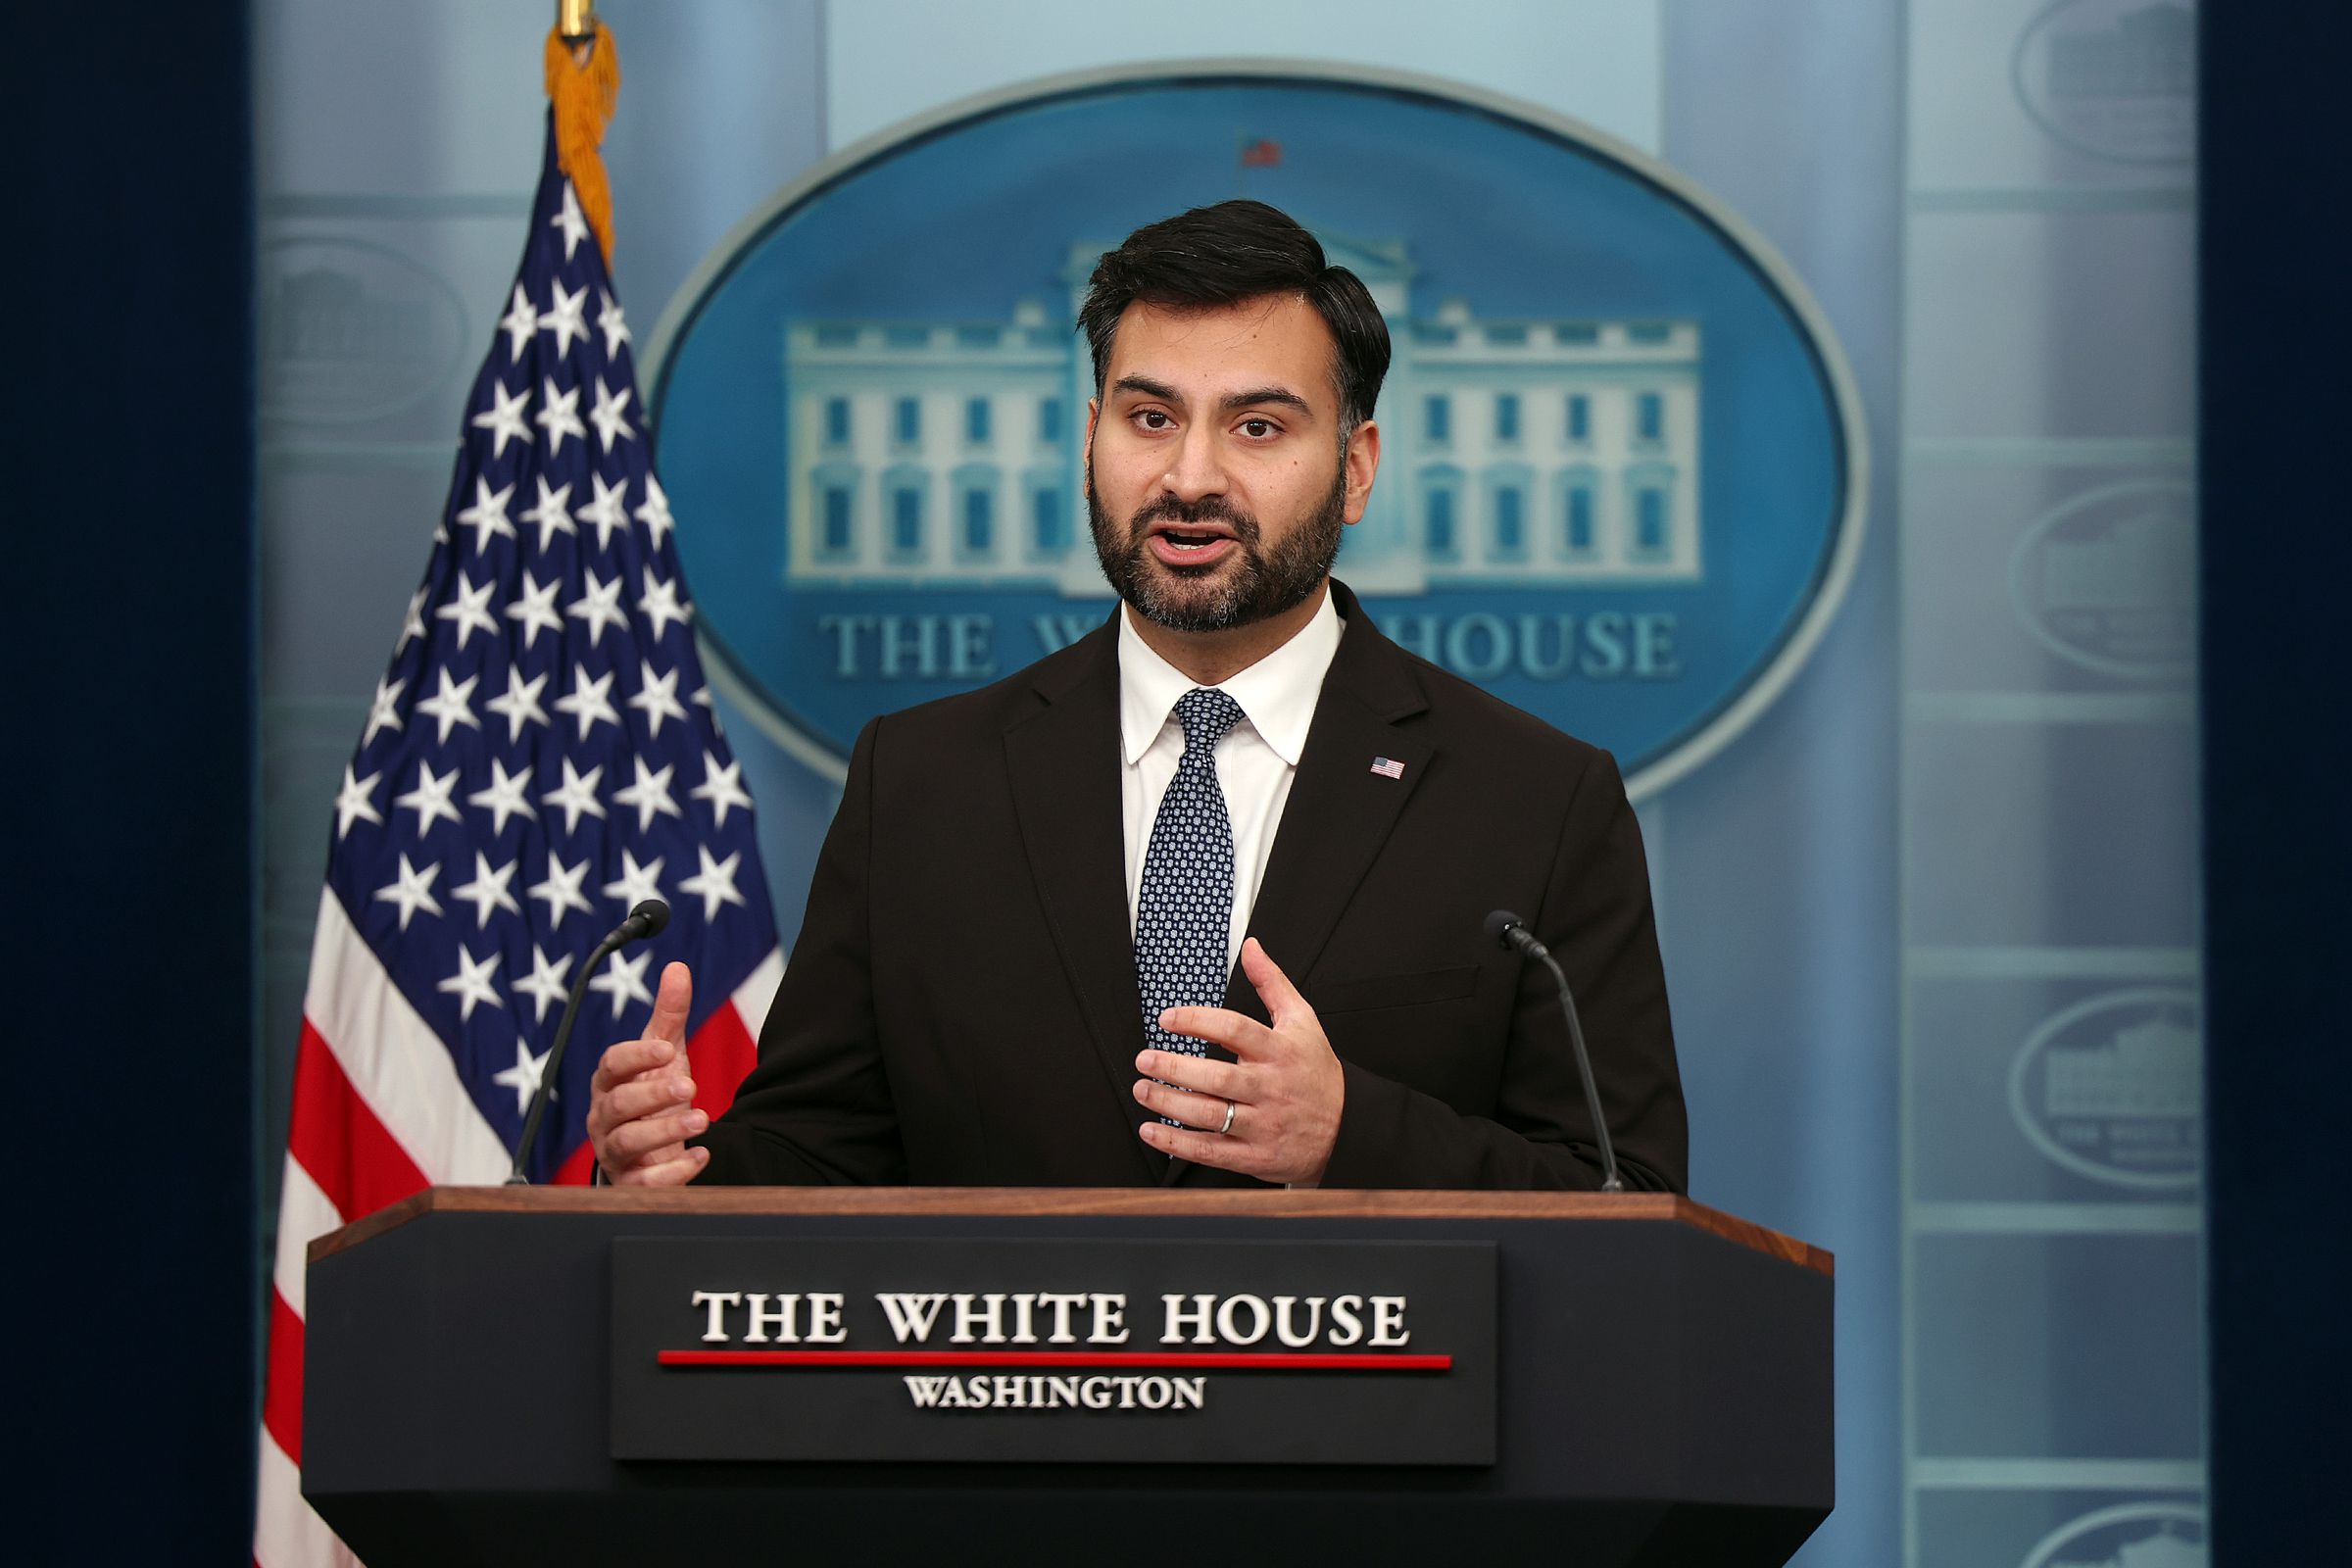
[252,118,783,1567]
[1369,756,1406,780]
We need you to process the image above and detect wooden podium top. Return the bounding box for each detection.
[313,1186,1832,1277]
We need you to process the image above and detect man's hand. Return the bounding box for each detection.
[1132,939,1344,1186]
[585,961,710,1186]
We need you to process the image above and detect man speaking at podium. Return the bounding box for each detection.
[588,201,1686,1193]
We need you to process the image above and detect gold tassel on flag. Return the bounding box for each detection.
[545,8,620,270]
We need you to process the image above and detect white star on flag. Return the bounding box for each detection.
[504,570,565,651]
[434,574,501,650]
[575,471,630,551]
[603,847,666,909]
[394,760,464,835]
[371,853,443,931]
[690,751,754,827]
[539,278,590,358]
[466,758,538,834]
[566,568,628,647]
[333,764,383,839]
[627,659,687,737]
[597,287,630,358]
[362,675,406,747]
[553,180,591,260]
[527,851,596,928]
[554,663,620,739]
[454,477,518,552]
[490,1039,555,1115]
[436,946,505,1022]
[612,757,683,832]
[588,376,636,452]
[500,282,539,360]
[451,852,522,928]
[485,667,552,742]
[513,945,574,1023]
[519,475,576,551]
[469,380,533,459]
[633,472,674,549]
[541,757,608,833]
[589,946,655,1018]
[636,566,692,641]
[412,667,482,745]
[396,586,428,653]
[679,845,748,922]
[537,376,586,454]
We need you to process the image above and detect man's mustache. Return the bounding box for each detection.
[1127,495,1260,542]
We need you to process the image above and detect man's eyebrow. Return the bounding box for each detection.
[1218,386,1314,417]
[1109,374,1181,403]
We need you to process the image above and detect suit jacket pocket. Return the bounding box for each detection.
[1311,964,1482,1015]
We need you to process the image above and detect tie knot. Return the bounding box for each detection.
[1172,687,1246,751]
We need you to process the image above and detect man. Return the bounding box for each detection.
[589,200,1686,1191]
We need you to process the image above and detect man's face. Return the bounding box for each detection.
[1085,294,1378,633]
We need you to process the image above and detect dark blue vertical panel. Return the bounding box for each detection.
[2199,2,2352,1559]
[8,5,256,1557]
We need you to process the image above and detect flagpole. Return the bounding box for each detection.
[559,0,596,45]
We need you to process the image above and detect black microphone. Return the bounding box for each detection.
[1485,909,1624,1192]
[506,900,671,1185]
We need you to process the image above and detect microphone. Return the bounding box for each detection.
[506,900,671,1184]
[1485,909,1624,1192]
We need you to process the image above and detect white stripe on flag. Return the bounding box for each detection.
[272,1153,343,1322]
[303,888,511,1185]
[730,946,785,1035]
[253,1427,361,1568]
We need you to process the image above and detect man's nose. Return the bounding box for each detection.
[1159,421,1229,504]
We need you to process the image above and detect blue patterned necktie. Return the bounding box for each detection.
[1136,687,1247,1066]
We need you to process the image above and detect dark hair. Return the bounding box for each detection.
[1077,200,1392,437]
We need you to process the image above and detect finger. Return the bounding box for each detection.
[1239,938,1314,1028]
[614,1146,710,1188]
[645,961,694,1048]
[608,1107,710,1162]
[1156,1004,1277,1059]
[591,1036,680,1094]
[605,1073,698,1126]
[1135,1050,1246,1102]
[1133,1078,1238,1132]
[1139,1118,1259,1174]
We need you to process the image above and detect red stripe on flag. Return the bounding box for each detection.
[687,1001,758,1118]
[552,1136,596,1186]
[287,1020,429,1221]
[262,1292,307,1465]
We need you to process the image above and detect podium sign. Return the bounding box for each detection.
[611,1236,1496,1464]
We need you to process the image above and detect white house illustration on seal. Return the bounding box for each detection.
[782,230,1701,594]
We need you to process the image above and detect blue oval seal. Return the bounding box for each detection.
[646,63,1865,798]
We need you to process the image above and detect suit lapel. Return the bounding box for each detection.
[1003,620,1164,1181]
[1169,585,1434,1186]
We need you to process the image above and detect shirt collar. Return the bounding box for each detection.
[1116,586,1344,766]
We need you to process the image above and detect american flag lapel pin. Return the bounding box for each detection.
[1369,756,1406,780]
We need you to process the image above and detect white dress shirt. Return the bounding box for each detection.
[1118,588,1345,970]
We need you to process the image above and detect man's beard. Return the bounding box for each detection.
[1088,457,1347,634]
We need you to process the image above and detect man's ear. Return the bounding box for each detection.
[1341,417,1382,525]
[1082,398,1100,496]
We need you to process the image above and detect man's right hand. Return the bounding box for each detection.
[586,960,711,1186]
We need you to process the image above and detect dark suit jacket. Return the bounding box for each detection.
[696,581,1686,1191]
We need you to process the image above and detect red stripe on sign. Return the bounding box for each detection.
[287,1020,429,1220]
[261,1291,306,1465]
[658,1349,1452,1371]
[687,1002,758,1118]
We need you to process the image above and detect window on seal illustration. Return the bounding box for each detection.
[965,397,991,446]
[1562,472,1597,558]
[1039,397,1064,445]
[1565,394,1591,444]
[1424,394,1450,444]
[1635,391,1665,445]
[1626,465,1674,562]
[894,396,922,446]
[1030,484,1066,555]
[1494,393,1521,443]
[824,396,852,447]
[1421,469,1462,562]
[884,470,925,559]
[1492,485,1526,560]
[821,485,854,558]
[962,487,993,556]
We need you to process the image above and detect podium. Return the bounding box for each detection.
[303,1188,1833,1566]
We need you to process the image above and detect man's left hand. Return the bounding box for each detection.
[1134,938,1344,1186]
